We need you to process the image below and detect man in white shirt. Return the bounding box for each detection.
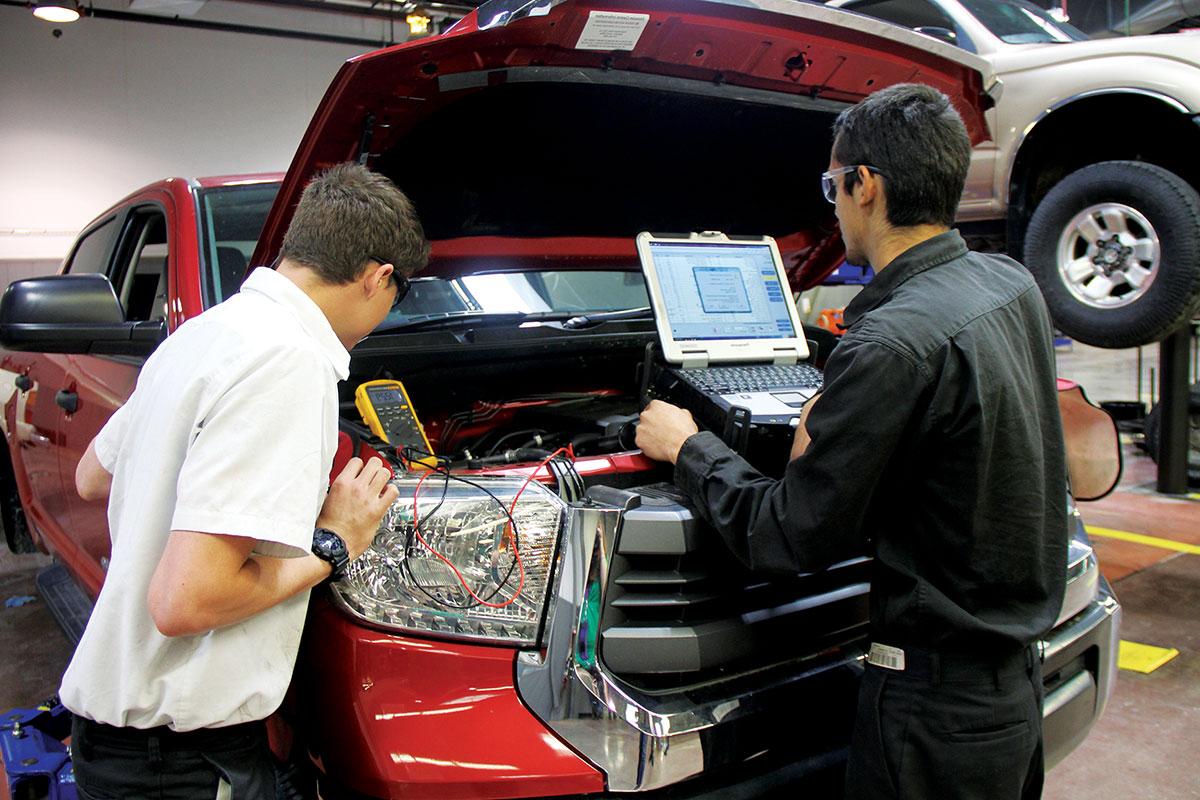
[60,163,430,799]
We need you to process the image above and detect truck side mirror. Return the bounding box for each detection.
[0,274,167,358]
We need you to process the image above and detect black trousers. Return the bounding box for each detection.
[70,715,275,800]
[844,648,1044,800]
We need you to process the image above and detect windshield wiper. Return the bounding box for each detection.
[374,311,533,333]
[375,307,654,334]
[561,306,653,329]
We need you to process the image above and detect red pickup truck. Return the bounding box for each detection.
[0,0,1121,797]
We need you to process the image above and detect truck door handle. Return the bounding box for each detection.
[55,390,78,414]
[14,375,32,392]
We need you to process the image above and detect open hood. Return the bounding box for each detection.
[253,0,992,288]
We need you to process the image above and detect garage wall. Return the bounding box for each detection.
[0,4,383,274]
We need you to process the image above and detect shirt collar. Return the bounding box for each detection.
[842,230,968,328]
[239,267,351,380]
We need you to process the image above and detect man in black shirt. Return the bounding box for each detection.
[636,84,1067,799]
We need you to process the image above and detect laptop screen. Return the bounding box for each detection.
[648,240,797,341]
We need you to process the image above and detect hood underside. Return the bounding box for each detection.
[254,0,991,288]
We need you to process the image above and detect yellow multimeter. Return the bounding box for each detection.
[354,379,437,468]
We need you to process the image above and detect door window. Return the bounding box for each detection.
[64,217,119,275]
[112,210,170,322]
[841,0,955,28]
[840,0,969,49]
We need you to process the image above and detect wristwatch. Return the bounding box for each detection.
[311,527,350,582]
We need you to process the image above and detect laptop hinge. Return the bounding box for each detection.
[681,351,709,369]
[772,348,802,365]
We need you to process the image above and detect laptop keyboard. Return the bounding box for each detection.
[681,363,824,394]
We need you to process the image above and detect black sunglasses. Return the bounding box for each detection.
[370,256,410,310]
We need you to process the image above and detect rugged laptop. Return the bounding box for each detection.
[637,231,823,442]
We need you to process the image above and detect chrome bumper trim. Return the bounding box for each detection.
[1044,589,1120,664]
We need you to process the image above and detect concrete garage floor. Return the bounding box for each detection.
[1046,342,1200,799]
[0,341,1196,797]
[0,549,74,712]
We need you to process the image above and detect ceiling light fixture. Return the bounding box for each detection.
[32,0,81,22]
[406,12,431,35]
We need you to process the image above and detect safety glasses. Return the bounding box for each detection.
[821,165,886,204]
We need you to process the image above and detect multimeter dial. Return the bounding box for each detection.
[366,388,420,445]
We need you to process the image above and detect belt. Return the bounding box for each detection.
[74,715,265,751]
[866,642,1037,684]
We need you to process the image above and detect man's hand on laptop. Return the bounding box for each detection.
[636,400,699,464]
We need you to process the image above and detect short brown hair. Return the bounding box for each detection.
[280,163,430,284]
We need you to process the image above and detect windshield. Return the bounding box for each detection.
[198,186,651,329]
[377,270,650,330]
[198,182,280,308]
[959,0,1087,43]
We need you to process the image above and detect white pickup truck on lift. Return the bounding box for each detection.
[831,0,1200,350]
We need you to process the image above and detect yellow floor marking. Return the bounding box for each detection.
[1085,525,1200,555]
[1118,640,1180,674]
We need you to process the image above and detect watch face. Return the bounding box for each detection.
[313,528,348,560]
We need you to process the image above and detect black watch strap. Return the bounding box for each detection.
[311,527,350,582]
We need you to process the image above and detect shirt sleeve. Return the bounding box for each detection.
[170,348,332,558]
[673,336,929,574]
[92,399,132,474]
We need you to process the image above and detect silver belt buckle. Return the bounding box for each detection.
[867,642,906,671]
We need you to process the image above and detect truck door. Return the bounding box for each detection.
[6,216,122,575]
[61,201,172,592]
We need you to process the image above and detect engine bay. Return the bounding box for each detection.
[341,383,650,474]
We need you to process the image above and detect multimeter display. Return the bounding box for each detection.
[367,388,420,443]
[355,379,436,466]
[368,387,404,406]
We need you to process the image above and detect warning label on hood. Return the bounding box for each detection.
[575,10,650,51]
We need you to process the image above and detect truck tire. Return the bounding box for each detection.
[1143,381,1200,487]
[0,444,36,553]
[1023,161,1200,349]
[2,486,36,554]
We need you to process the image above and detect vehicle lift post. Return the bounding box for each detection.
[1156,323,1194,494]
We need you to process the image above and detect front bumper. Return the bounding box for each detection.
[1041,577,1121,769]
[300,501,1120,798]
[298,497,863,800]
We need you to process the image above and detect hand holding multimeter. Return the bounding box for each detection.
[354,379,436,468]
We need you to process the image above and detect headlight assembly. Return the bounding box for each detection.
[1057,501,1100,626]
[330,474,566,646]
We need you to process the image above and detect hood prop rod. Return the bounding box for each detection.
[357,112,376,166]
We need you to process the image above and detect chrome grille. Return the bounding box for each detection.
[598,483,871,690]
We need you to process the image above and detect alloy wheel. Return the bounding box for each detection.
[1056,202,1160,310]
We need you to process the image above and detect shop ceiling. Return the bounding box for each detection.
[4,0,480,48]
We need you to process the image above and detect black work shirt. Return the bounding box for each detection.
[674,231,1068,654]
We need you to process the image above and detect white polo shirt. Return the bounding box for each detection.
[59,267,350,732]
